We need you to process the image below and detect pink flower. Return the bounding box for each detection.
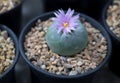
[52,8,79,34]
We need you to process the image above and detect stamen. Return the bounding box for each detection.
[63,22,69,28]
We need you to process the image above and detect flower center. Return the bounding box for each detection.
[63,22,69,28]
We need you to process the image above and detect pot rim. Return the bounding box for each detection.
[0,24,19,79]
[19,12,112,79]
[102,0,120,42]
[0,0,25,16]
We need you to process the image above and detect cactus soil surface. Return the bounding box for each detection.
[0,0,21,14]
[0,29,15,75]
[106,0,120,38]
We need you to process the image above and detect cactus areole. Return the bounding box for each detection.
[45,8,88,56]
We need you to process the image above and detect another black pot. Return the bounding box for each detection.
[87,0,108,20]
[101,0,120,77]
[0,0,24,36]
[0,25,19,83]
[19,12,112,83]
[44,0,89,14]
[44,0,107,20]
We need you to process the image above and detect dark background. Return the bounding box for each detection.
[15,0,120,83]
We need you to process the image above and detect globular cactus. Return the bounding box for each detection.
[45,8,88,56]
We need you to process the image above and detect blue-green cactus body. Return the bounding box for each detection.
[45,20,88,56]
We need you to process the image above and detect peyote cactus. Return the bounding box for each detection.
[45,8,88,56]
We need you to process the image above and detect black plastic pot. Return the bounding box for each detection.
[101,0,120,77]
[0,0,24,36]
[19,12,112,83]
[0,25,19,83]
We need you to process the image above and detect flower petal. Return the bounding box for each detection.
[70,14,79,22]
[54,12,59,18]
[70,27,76,30]
[63,29,68,34]
[69,22,78,27]
[65,8,71,16]
[57,27,63,33]
[66,9,74,18]
[66,28,71,33]
[58,9,65,15]
[51,17,57,21]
